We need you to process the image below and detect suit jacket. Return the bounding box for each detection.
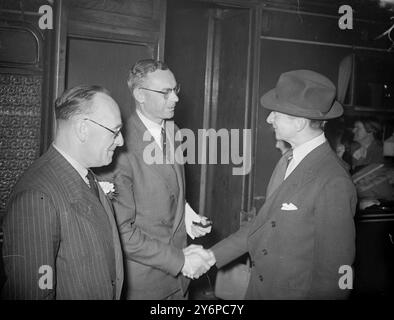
[211,142,357,299]
[98,112,189,299]
[1,146,123,299]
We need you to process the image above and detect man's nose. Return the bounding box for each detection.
[169,90,179,102]
[115,132,124,147]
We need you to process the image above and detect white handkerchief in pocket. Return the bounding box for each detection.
[281,202,298,211]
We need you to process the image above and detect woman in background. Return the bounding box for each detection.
[351,118,384,172]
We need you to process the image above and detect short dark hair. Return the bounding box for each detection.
[55,85,111,120]
[127,59,169,92]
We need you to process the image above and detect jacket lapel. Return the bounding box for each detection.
[69,175,114,246]
[96,180,124,299]
[48,146,109,226]
[48,146,122,297]
[127,113,179,197]
[249,142,331,237]
[171,135,186,235]
[127,113,185,236]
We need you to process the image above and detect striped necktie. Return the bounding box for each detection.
[86,169,100,198]
[161,123,167,161]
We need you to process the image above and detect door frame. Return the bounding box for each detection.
[198,1,262,226]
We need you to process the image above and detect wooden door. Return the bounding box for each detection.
[165,1,261,243]
[66,38,151,120]
[65,0,166,120]
[204,8,253,241]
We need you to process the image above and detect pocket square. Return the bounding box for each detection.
[281,203,298,211]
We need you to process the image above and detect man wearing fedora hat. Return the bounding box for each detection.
[202,70,357,299]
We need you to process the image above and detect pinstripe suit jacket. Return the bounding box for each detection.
[98,112,189,299]
[1,146,124,299]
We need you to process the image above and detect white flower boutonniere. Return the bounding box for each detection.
[98,181,117,199]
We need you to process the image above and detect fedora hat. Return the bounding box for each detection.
[260,70,343,120]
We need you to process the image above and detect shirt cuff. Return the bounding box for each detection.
[184,202,202,239]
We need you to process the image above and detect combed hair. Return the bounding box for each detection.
[127,59,168,92]
[55,85,111,120]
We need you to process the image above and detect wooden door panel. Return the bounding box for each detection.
[206,9,251,240]
[66,38,152,120]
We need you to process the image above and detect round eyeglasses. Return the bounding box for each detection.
[84,118,122,139]
[139,84,180,99]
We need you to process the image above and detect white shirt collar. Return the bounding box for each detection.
[284,133,326,179]
[52,143,89,183]
[136,109,165,149]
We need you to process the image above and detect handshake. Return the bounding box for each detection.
[181,245,216,279]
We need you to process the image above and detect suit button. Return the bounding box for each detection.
[251,261,255,267]
[262,249,268,255]
[111,280,115,286]
[259,275,264,282]
[271,221,276,227]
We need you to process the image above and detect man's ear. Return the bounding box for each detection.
[296,118,308,132]
[133,87,145,104]
[74,118,88,142]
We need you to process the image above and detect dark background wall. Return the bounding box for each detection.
[66,38,149,121]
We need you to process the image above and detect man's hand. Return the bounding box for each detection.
[190,216,212,238]
[185,203,213,239]
[181,245,216,279]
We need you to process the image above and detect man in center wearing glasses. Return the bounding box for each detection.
[99,59,212,299]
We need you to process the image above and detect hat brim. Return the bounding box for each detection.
[260,89,343,120]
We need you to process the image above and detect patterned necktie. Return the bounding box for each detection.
[86,169,100,198]
[266,149,293,198]
[161,123,167,161]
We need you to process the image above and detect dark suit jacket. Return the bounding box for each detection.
[211,142,357,299]
[1,146,123,299]
[99,112,189,299]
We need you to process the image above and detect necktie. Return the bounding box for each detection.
[161,123,167,161]
[266,149,293,198]
[86,169,100,198]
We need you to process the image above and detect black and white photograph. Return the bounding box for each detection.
[0,0,393,312]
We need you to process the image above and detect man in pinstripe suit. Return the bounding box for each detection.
[1,85,124,299]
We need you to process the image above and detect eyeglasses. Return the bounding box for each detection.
[84,118,122,139]
[139,84,180,99]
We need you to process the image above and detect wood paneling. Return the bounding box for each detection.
[69,0,156,18]
[67,0,166,56]
[165,1,211,214]
[260,8,392,50]
[0,2,56,219]
[70,8,160,32]
[165,0,260,242]
[66,38,151,120]
[65,0,167,118]
[206,9,251,239]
